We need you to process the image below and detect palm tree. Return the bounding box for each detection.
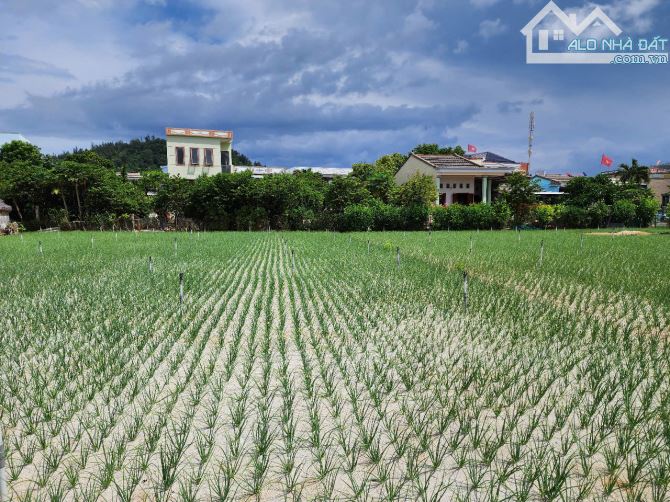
[617,159,650,186]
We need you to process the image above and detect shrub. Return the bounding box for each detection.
[556,205,589,228]
[587,201,610,228]
[372,203,402,231]
[401,205,430,230]
[342,204,374,231]
[532,204,555,228]
[492,200,513,229]
[285,206,317,230]
[612,199,637,226]
[432,204,463,230]
[433,202,511,230]
[235,206,265,231]
[636,197,659,227]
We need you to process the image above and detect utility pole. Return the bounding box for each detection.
[528,111,535,171]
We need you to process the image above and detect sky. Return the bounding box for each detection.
[0,0,668,173]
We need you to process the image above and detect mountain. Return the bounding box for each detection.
[58,136,261,171]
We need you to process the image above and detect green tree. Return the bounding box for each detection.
[636,197,659,227]
[351,163,376,181]
[564,175,618,207]
[366,172,396,203]
[53,161,97,220]
[617,159,650,186]
[324,176,371,213]
[498,172,539,225]
[0,140,42,165]
[139,170,169,195]
[612,199,637,226]
[411,144,465,156]
[0,160,53,222]
[61,150,115,170]
[374,153,407,176]
[394,173,437,207]
[155,176,194,219]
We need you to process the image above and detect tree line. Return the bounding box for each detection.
[0,139,660,231]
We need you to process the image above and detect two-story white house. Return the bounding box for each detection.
[166,127,234,180]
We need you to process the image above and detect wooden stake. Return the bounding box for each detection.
[148,256,153,273]
[38,241,43,256]
[179,272,184,306]
[396,247,401,268]
[538,239,544,267]
[0,424,5,502]
[463,271,469,313]
[367,239,370,254]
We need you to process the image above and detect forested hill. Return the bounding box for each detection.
[58,136,261,171]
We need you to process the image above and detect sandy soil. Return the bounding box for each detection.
[585,230,652,236]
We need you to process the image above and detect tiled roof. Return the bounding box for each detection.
[0,199,12,212]
[415,154,483,169]
[466,152,517,164]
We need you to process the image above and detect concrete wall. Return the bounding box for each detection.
[395,156,436,184]
[438,176,475,205]
[649,175,670,206]
[167,136,232,180]
[0,213,9,229]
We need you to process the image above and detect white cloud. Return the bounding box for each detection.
[470,0,500,7]
[478,18,507,39]
[454,40,469,54]
[573,0,662,33]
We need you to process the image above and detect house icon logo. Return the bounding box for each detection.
[521,1,622,64]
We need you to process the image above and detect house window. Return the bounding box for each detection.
[175,147,185,166]
[459,183,463,189]
[445,183,450,189]
[204,148,214,166]
[440,183,443,189]
[466,183,470,188]
[554,29,564,41]
[190,148,200,165]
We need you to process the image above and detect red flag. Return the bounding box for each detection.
[601,154,613,168]
[467,144,477,153]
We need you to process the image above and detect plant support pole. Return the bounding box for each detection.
[463,271,469,313]
[396,247,401,268]
[0,425,6,502]
[179,272,184,306]
[148,256,153,273]
[538,239,544,267]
